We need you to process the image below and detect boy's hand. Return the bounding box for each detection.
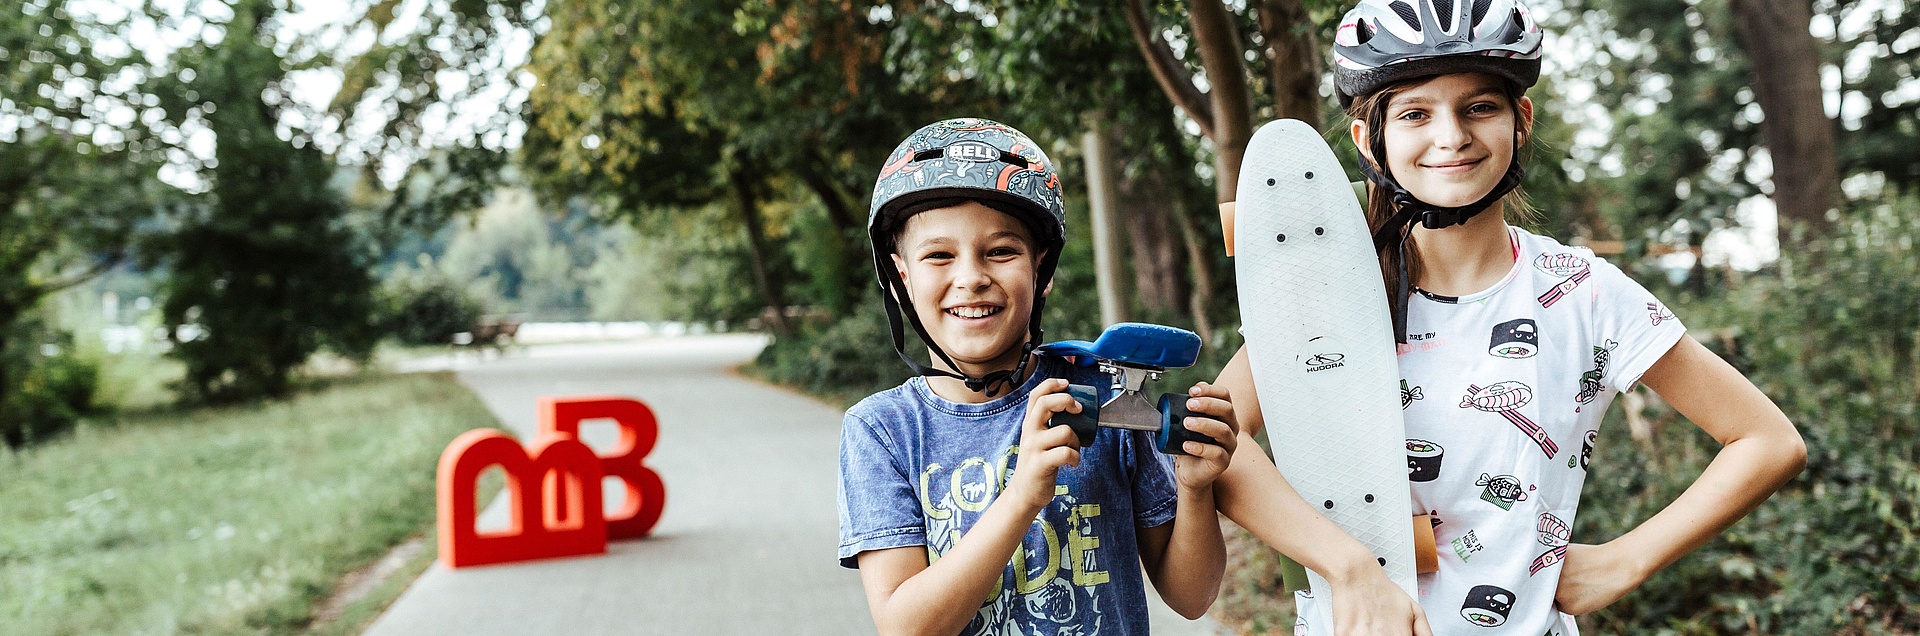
[1172,382,1239,491]
[1009,378,1084,511]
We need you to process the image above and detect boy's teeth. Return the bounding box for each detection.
[949,306,999,318]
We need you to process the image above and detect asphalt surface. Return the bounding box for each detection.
[366,335,1230,635]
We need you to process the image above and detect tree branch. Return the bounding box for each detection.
[1124,0,1216,141]
[38,253,126,295]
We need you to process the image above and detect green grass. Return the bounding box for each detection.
[0,371,498,634]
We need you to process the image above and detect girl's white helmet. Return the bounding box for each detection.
[1333,0,1544,106]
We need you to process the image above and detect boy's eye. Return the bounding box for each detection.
[988,246,1022,258]
[1468,102,1501,115]
[922,251,954,261]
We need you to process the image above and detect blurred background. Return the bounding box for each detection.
[2,0,1916,633]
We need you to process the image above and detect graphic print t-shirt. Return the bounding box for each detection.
[1294,228,1685,636]
[837,357,1180,636]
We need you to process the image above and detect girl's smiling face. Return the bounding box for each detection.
[1354,72,1534,208]
[889,201,1045,376]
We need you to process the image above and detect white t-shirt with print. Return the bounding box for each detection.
[1294,228,1685,636]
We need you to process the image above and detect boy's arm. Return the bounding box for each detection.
[1135,384,1238,619]
[854,379,1086,636]
[1553,335,1805,614]
[1212,346,1434,636]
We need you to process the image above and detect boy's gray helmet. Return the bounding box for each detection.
[868,118,1067,397]
[1332,0,1544,107]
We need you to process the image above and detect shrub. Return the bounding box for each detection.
[379,277,484,346]
[1580,200,1920,634]
[753,297,915,405]
[0,323,100,449]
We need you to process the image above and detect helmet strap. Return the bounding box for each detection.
[1360,113,1527,343]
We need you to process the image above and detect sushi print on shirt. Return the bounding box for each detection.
[1292,228,1684,636]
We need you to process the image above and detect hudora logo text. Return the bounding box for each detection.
[1304,352,1346,373]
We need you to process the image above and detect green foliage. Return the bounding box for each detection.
[146,1,379,403]
[0,1,161,445]
[0,320,99,450]
[1579,198,1920,633]
[377,273,483,346]
[0,372,495,633]
[435,189,597,319]
[753,294,916,406]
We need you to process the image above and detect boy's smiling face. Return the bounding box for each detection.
[890,201,1046,378]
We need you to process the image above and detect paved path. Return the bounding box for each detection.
[368,335,1230,635]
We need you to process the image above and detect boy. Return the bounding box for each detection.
[837,118,1241,635]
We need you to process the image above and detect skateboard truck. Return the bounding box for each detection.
[1034,323,1222,456]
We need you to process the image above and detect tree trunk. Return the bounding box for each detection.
[1728,0,1840,242]
[1118,169,1186,316]
[1258,0,1324,129]
[729,168,792,335]
[1083,120,1130,327]
[1188,0,1255,203]
[1176,202,1217,341]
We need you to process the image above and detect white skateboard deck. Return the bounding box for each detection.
[1233,119,1416,632]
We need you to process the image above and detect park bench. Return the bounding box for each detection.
[452,317,523,357]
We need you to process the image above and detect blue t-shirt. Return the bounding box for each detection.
[837,357,1180,635]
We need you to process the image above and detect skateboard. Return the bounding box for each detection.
[1037,322,1220,455]
[1231,119,1417,630]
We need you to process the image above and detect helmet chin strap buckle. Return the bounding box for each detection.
[1416,207,1475,230]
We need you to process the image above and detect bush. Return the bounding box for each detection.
[379,277,484,346]
[1580,200,1920,634]
[753,293,916,405]
[0,324,100,449]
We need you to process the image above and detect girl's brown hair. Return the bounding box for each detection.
[1347,74,1538,303]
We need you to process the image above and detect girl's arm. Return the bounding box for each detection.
[1555,335,1807,614]
[1135,383,1240,619]
[855,379,1087,636]
[1213,346,1435,636]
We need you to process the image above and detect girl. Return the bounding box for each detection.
[1209,0,1807,634]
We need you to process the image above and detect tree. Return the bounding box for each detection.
[146,0,378,402]
[1728,0,1841,238]
[1,0,160,442]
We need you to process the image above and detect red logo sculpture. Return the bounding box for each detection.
[436,396,666,569]
[437,430,607,568]
[539,396,667,540]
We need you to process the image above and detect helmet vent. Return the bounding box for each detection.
[1471,0,1492,27]
[912,148,944,162]
[1435,0,1455,31]
[1505,8,1526,42]
[1357,18,1376,43]
[1389,1,1422,30]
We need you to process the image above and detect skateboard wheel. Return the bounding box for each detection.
[1155,393,1219,456]
[1048,384,1100,447]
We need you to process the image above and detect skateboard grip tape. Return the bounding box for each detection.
[1048,384,1100,448]
[1155,393,1220,455]
[1413,514,1439,574]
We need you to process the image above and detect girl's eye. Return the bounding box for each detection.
[1469,102,1500,114]
[1396,109,1427,122]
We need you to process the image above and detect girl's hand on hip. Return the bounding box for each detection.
[1554,542,1647,615]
